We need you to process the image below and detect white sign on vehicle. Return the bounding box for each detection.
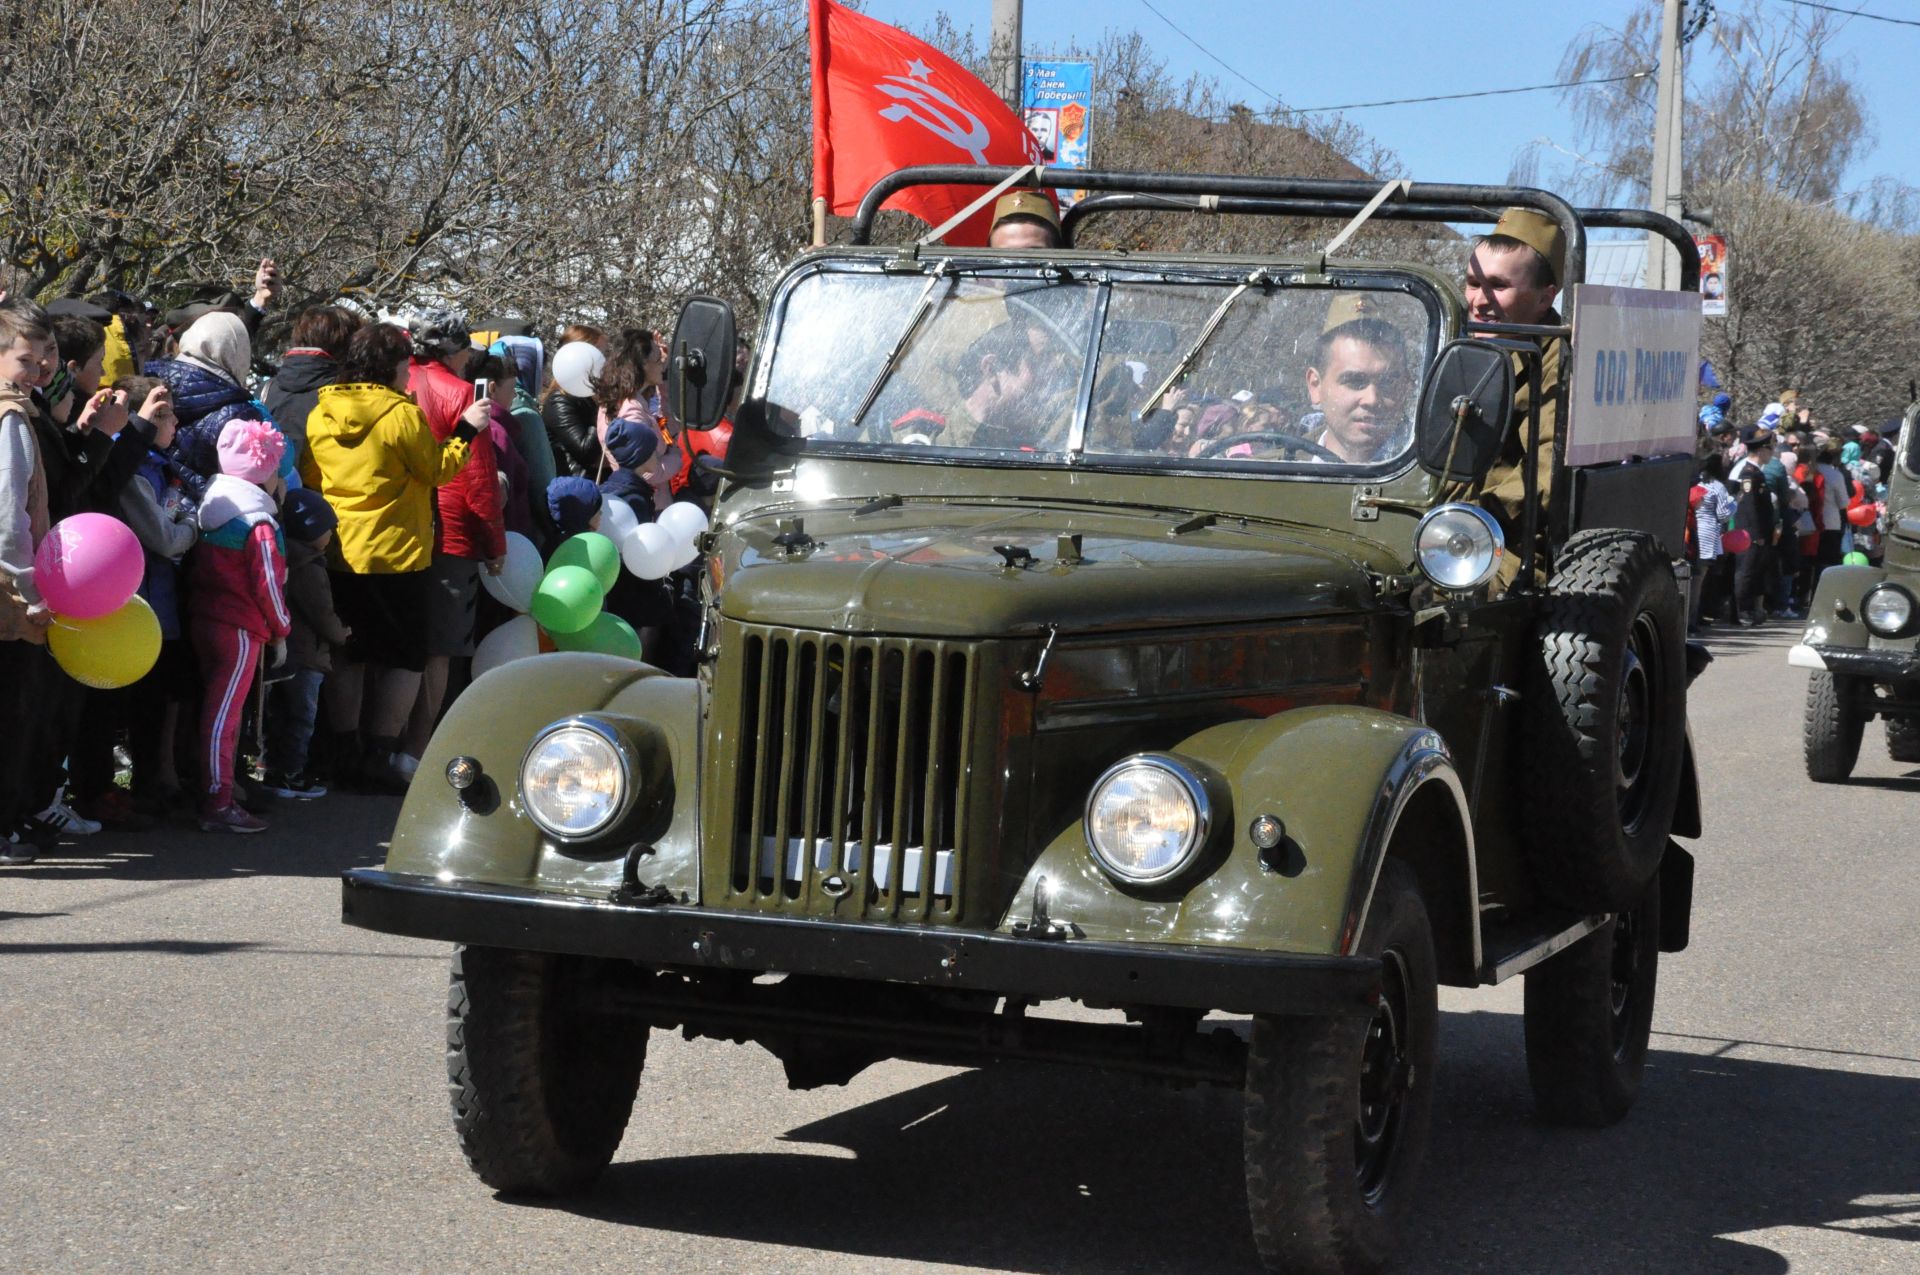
[1564,284,1701,466]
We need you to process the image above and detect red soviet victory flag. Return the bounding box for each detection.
[810,0,1049,246]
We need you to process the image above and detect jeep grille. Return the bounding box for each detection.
[725,627,978,920]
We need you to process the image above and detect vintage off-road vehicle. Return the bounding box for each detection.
[1794,395,1920,781]
[343,168,1705,1274]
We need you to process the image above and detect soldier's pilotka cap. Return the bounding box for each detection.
[1491,206,1566,286]
[1322,292,1382,334]
[991,190,1060,232]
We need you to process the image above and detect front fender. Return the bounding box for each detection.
[386,654,699,901]
[1002,706,1471,959]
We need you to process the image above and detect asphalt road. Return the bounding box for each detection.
[3,620,1916,1275]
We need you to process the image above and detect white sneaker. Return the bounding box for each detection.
[34,798,102,836]
[1,832,37,865]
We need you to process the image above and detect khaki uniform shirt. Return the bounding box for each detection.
[1443,315,1567,589]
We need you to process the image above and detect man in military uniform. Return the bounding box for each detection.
[1305,299,1412,464]
[988,191,1061,250]
[1454,206,1568,589]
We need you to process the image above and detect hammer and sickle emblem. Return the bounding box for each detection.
[875,75,993,164]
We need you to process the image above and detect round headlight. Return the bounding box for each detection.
[1862,585,1915,637]
[1413,503,1505,592]
[519,721,629,841]
[1085,756,1211,885]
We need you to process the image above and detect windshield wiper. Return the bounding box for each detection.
[1139,267,1272,415]
[844,260,954,439]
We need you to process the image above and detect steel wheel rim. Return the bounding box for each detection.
[1355,948,1413,1205]
[1607,911,1641,1059]
[1617,614,1659,831]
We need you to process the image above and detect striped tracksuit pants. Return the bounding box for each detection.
[192,622,259,810]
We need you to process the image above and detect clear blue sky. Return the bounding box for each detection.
[862,1,1918,209]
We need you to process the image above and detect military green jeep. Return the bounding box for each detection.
[344,169,1705,1274]
[1793,395,1920,781]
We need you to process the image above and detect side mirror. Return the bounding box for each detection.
[1416,339,1514,486]
[1901,399,1920,483]
[666,296,736,433]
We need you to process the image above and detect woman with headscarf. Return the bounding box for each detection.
[150,310,288,492]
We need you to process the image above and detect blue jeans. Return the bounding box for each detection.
[265,667,324,776]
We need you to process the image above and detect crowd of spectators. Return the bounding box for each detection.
[0,268,732,861]
[1689,390,1898,634]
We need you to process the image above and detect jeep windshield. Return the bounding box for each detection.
[757,260,1440,473]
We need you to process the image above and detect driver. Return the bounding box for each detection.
[951,318,1065,450]
[1303,310,1411,464]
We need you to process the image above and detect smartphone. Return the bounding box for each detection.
[472,379,490,403]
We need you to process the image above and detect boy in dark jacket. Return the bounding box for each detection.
[259,488,349,799]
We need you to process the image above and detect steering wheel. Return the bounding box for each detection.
[1193,430,1344,463]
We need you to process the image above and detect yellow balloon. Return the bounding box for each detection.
[48,594,161,689]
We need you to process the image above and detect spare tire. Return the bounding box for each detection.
[1521,530,1688,912]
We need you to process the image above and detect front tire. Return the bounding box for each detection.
[1886,714,1920,764]
[1243,861,1437,1275]
[1522,877,1661,1127]
[1803,672,1863,783]
[446,945,647,1195]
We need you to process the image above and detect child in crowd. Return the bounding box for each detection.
[598,419,672,640]
[259,488,349,799]
[190,418,292,833]
[115,374,200,818]
[546,476,602,537]
[0,300,56,863]
[600,415,664,523]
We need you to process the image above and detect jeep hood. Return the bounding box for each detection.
[715,503,1384,636]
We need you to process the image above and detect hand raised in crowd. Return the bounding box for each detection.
[452,400,490,442]
[252,257,280,311]
[138,384,171,423]
[76,388,129,435]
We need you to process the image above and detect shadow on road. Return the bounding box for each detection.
[538,1008,1917,1274]
[0,793,397,883]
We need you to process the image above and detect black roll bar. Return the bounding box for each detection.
[848,165,1588,290]
[1057,192,1700,292]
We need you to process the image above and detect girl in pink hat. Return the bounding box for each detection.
[189,418,292,833]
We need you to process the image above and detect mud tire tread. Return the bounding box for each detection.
[1802,672,1863,783]
[1523,879,1661,1127]
[1521,530,1687,912]
[446,945,646,1196]
[1244,862,1436,1275]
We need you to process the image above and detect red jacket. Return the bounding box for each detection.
[409,358,505,562]
[189,474,292,642]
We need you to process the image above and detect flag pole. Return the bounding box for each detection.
[812,197,827,247]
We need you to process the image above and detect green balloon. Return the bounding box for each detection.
[530,564,604,635]
[553,611,643,661]
[549,531,620,593]
[1843,551,1870,566]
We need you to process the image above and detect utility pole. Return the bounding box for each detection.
[1648,0,1686,290]
[990,0,1023,112]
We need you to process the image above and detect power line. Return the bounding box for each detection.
[1136,0,1287,109]
[1289,71,1655,115]
[1780,0,1920,26]
[1133,1,1656,117]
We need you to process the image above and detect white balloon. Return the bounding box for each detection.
[657,501,709,544]
[621,523,677,580]
[550,341,605,399]
[479,531,544,613]
[668,536,699,571]
[472,614,541,679]
[600,495,640,544]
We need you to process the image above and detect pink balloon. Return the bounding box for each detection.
[34,513,144,619]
